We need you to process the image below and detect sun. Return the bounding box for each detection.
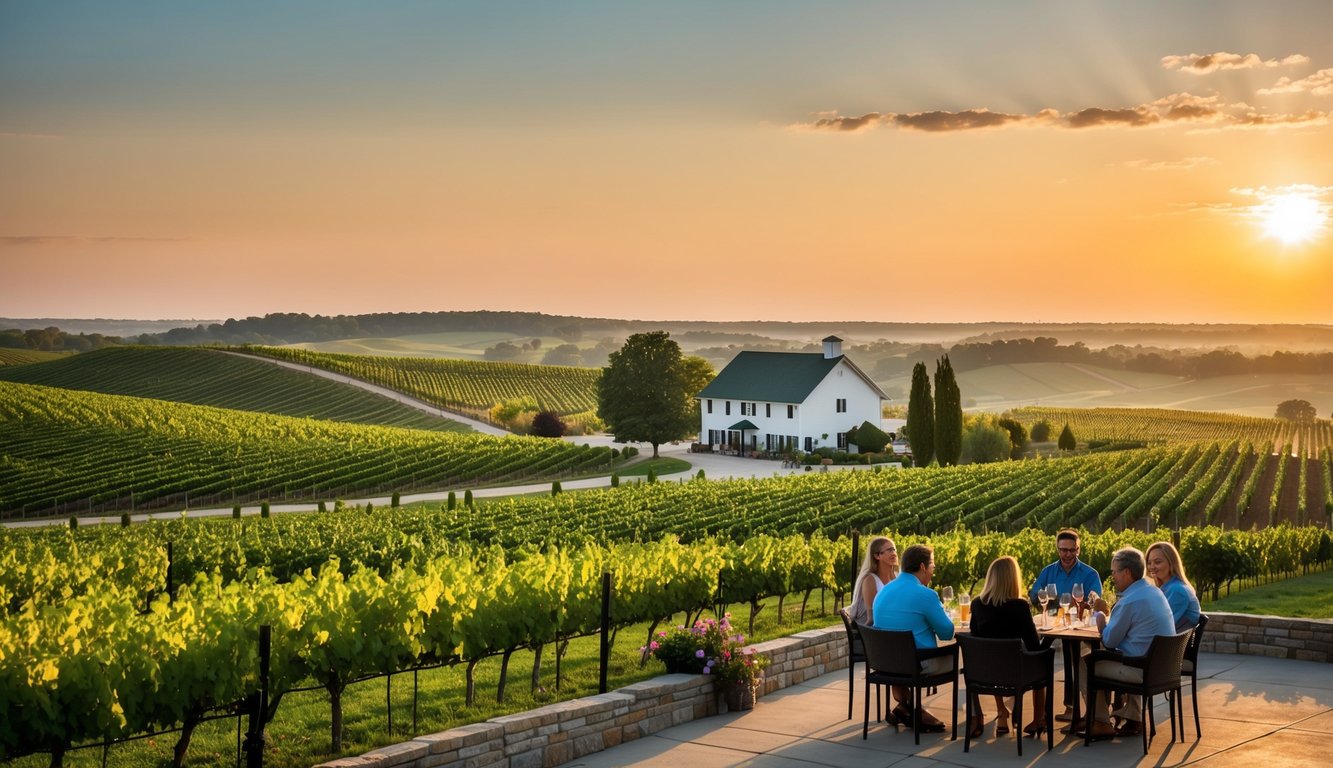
[1255,191,1327,245]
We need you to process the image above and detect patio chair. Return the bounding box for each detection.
[858,624,958,745]
[956,634,1055,756]
[838,608,883,721]
[1084,630,1191,754]
[1176,613,1208,739]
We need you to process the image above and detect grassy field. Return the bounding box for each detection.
[0,346,468,431]
[1203,567,1333,619]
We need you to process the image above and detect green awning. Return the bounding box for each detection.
[727,420,759,430]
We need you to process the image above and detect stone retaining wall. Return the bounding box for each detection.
[317,611,1330,768]
[1200,612,1333,663]
[315,626,845,768]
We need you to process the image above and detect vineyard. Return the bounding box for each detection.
[1011,406,1333,455]
[244,346,601,419]
[0,382,618,517]
[0,346,467,432]
[2,521,1328,767]
[0,348,68,366]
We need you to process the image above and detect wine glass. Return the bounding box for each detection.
[1037,586,1051,627]
[1071,583,1085,618]
[1045,584,1058,625]
[941,585,954,604]
[1059,592,1072,626]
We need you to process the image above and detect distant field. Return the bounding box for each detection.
[0,348,68,366]
[0,346,468,432]
[248,346,601,415]
[882,362,1333,418]
[0,381,617,516]
[283,331,598,360]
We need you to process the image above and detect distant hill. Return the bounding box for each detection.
[878,362,1333,419]
[0,346,469,432]
[0,318,218,337]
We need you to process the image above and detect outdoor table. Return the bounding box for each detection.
[1039,623,1102,729]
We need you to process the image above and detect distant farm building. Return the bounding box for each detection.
[697,336,887,454]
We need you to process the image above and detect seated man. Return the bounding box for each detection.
[1030,528,1104,721]
[1082,546,1175,739]
[872,543,955,730]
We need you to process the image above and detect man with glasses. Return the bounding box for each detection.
[1030,529,1104,721]
[1081,547,1175,739]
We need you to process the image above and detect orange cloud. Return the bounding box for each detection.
[1258,67,1333,96]
[1161,52,1309,74]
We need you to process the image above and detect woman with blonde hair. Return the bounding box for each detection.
[969,555,1047,738]
[1145,541,1200,631]
[849,536,898,627]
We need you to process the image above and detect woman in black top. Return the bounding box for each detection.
[969,556,1048,738]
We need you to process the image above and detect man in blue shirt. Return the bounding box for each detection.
[1031,529,1104,721]
[1082,547,1176,739]
[873,543,955,730]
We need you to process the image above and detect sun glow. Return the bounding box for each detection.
[1254,190,1328,245]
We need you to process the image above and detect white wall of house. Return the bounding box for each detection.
[698,358,881,453]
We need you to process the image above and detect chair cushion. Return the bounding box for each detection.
[1181,659,1194,674]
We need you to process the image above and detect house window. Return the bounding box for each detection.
[787,405,795,418]
[707,399,713,414]
[804,436,813,452]
[837,432,848,450]
[765,403,771,418]
[835,398,847,413]
[725,401,731,416]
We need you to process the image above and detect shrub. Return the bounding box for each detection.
[552,481,562,496]
[318,500,327,513]
[464,489,473,508]
[120,512,131,527]
[365,502,374,514]
[647,467,657,484]
[68,515,78,530]
[530,411,568,438]
[1030,419,1053,443]
[260,501,271,519]
[643,615,769,688]
[853,420,891,453]
[610,473,620,488]
[391,491,400,508]
[232,505,241,519]
[1058,423,1077,451]
[447,491,456,510]
[696,469,706,480]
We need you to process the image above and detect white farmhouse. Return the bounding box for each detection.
[697,336,887,454]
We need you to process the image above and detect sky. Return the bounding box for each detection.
[2,1,1332,325]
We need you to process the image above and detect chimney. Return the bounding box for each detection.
[822,335,843,359]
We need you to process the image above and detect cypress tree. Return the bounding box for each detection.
[233,505,242,519]
[552,481,562,496]
[391,491,401,508]
[906,362,934,466]
[1058,423,1077,451]
[934,355,963,467]
[120,512,131,527]
[610,473,620,488]
[260,501,271,519]
[464,489,473,508]
[447,491,457,510]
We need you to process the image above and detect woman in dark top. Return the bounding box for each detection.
[969,556,1048,738]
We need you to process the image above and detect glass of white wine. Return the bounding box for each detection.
[1037,586,1051,627]
[1059,592,1072,626]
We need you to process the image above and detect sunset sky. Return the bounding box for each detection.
[3,1,1331,324]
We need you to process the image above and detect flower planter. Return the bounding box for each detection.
[723,679,762,711]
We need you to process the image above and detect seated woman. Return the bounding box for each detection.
[969,555,1048,738]
[849,535,899,628]
[1146,541,1200,631]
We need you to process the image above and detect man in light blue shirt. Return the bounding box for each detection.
[1083,546,1176,738]
[873,543,955,728]
[1031,529,1104,721]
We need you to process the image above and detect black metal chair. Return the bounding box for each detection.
[857,624,958,745]
[1176,613,1208,739]
[1084,630,1191,754]
[957,634,1055,756]
[838,608,883,721]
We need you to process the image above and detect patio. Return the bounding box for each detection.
[562,651,1333,768]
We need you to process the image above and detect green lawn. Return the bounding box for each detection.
[615,457,692,477]
[1202,567,1333,619]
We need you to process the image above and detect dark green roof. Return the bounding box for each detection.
[727,419,760,430]
[698,351,844,403]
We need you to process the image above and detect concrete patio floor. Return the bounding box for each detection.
[563,652,1333,768]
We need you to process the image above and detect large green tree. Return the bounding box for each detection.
[906,362,934,466]
[597,332,706,458]
[933,355,962,467]
[1275,399,1317,423]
